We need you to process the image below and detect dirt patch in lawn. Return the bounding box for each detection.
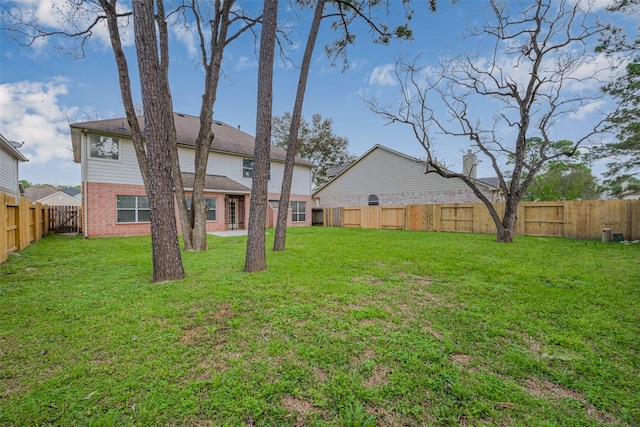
[525,377,619,425]
[364,365,390,388]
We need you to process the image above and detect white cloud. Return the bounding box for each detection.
[172,25,198,58]
[368,64,397,87]
[569,100,606,120]
[567,0,615,11]
[0,80,77,165]
[235,55,258,70]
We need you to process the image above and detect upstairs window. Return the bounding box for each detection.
[90,134,120,160]
[368,195,379,206]
[242,158,270,179]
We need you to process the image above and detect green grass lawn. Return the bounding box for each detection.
[1,227,638,426]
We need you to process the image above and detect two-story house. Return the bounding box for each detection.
[71,113,314,238]
[0,132,28,201]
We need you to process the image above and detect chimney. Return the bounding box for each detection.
[463,149,477,179]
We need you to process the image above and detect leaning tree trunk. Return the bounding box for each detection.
[245,0,278,272]
[133,0,185,282]
[273,0,325,252]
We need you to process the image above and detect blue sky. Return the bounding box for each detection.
[0,0,634,187]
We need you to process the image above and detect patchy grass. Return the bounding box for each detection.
[1,228,638,426]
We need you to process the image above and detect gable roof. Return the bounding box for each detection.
[70,112,314,167]
[313,144,499,196]
[0,132,29,162]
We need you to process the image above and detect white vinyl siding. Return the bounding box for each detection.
[0,148,18,197]
[313,146,496,207]
[86,134,313,197]
[318,147,473,197]
[85,134,144,185]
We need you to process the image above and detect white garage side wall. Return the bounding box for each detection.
[315,147,492,207]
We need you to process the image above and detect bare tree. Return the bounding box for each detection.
[133,0,184,281]
[245,0,278,272]
[368,0,608,242]
[174,1,260,251]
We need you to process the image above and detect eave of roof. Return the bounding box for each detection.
[0,132,29,162]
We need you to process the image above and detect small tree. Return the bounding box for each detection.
[272,112,356,188]
[524,161,599,201]
[369,0,608,242]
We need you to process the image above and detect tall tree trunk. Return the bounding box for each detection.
[133,0,185,282]
[273,0,325,252]
[245,0,278,272]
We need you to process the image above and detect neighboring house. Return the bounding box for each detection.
[37,189,82,207]
[0,132,28,200]
[313,145,500,207]
[70,112,315,238]
[619,179,640,200]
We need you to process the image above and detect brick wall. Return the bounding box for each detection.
[318,188,492,208]
[84,182,311,237]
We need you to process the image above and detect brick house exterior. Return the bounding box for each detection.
[71,113,314,238]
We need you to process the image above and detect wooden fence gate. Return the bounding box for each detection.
[49,206,82,233]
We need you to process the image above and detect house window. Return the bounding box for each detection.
[186,197,217,221]
[116,196,150,223]
[368,195,379,206]
[90,134,120,160]
[291,201,306,222]
[242,158,270,179]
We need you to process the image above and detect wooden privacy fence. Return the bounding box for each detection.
[1,193,83,264]
[321,200,640,240]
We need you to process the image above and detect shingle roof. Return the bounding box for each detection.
[61,187,81,197]
[70,113,314,167]
[180,173,251,193]
[24,187,57,201]
[476,177,501,188]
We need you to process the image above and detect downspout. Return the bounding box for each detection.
[82,129,89,238]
